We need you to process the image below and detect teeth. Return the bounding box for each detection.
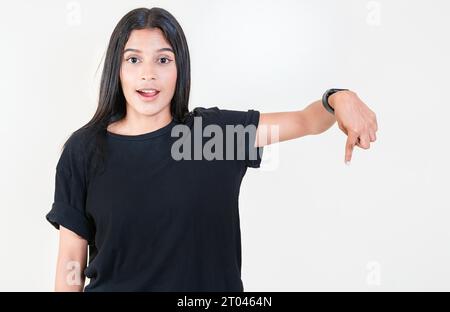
[138,89,158,94]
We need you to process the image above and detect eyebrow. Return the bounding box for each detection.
[123,48,174,54]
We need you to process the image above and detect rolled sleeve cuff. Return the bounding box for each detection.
[46,201,94,244]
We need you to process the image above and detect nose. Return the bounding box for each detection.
[141,74,155,81]
[140,65,157,80]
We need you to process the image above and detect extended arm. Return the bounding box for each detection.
[256,90,378,163]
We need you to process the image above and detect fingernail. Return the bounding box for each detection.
[345,160,351,166]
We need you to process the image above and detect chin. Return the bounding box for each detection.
[129,100,169,117]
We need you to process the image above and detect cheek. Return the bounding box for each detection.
[162,67,177,91]
[120,65,137,92]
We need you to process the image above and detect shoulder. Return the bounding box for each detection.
[57,126,97,173]
[182,106,220,128]
[191,106,221,121]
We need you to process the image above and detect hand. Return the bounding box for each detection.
[328,90,378,164]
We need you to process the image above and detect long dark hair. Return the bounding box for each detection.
[64,7,192,177]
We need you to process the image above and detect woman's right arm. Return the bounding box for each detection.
[54,225,88,292]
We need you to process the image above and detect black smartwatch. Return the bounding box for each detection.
[322,88,349,114]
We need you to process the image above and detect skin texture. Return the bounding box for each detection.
[54,226,87,291]
[53,29,378,291]
[107,28,177,135]
[257,90,378,164]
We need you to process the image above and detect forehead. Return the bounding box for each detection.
[124,28,173,53]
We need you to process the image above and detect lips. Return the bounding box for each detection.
[136,89,160,101]
[136,89,159,96]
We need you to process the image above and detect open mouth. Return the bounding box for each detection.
[136,89,160,100]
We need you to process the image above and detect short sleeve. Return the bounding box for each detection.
[45,134,95,243]
[193,106,264,168]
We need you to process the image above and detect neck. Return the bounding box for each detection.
[109,106,173,136]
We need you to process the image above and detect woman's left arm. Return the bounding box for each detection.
[256,90,378,164]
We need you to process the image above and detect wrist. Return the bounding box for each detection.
[328,90,352,110]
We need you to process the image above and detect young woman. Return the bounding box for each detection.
[46,7,378,292]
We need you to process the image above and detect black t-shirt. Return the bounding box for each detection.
[46,106,264,292]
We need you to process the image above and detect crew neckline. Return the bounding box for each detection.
[106,118,176,141]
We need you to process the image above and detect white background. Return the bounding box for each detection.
[1,0,449,291]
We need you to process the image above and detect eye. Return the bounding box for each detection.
[126,57,140,64]
[158,57,173,64]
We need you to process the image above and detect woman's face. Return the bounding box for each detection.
[120,28,177,118]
